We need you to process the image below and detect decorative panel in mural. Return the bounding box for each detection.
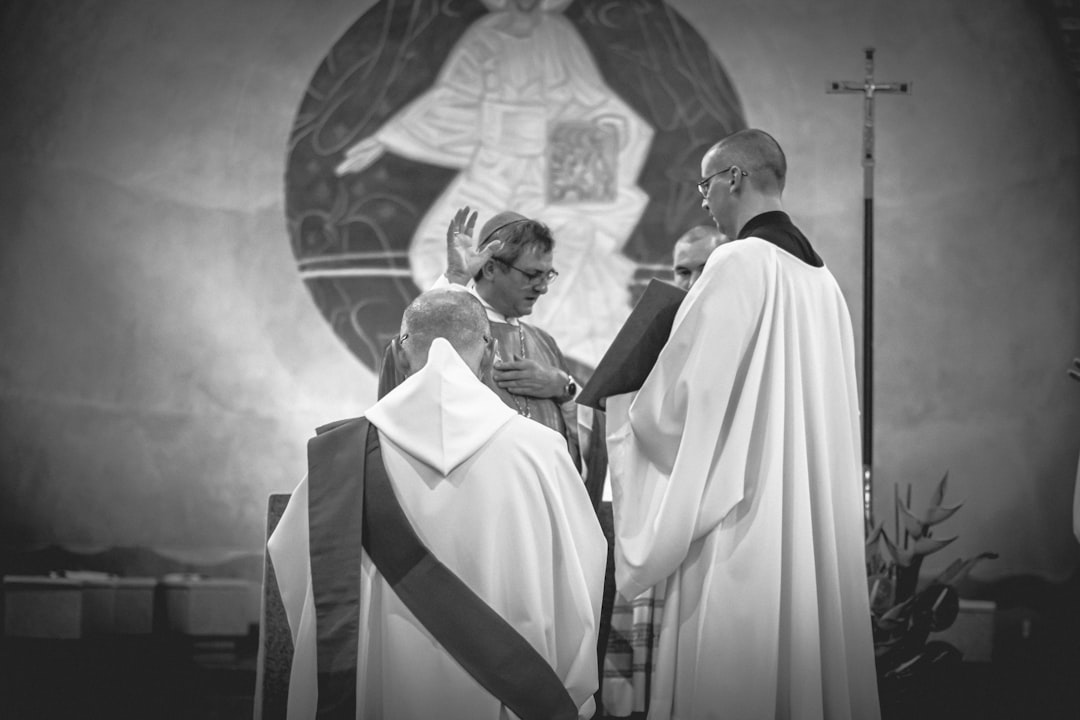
[285,0,745,377]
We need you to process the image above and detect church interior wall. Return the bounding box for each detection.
[0,0,1077,584]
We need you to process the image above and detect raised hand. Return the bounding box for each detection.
[445,206,503,285]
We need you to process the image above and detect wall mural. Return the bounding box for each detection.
[285,0,745,380]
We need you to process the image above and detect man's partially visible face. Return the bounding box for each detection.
[485,247,554,319]
[700,147,734,236]
[673,238,720,291]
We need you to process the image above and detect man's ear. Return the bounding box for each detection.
[480,259,497,281]
[392,336,413,378]
[729,167,746,194]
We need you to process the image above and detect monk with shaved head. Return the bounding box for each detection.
[270,287,606,719]
[604,128,881,718]
[397,288,492,376]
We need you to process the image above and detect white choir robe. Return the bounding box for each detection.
[606,238,881,720]
[269,339,607,720]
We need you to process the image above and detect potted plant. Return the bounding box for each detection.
[865,472,997,701]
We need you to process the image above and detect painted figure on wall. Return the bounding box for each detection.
[286,0,745,378]
[334,0,654,367]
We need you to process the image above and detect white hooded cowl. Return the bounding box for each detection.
[269,338,606,720]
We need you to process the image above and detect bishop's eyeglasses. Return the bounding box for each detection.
[697,166,750,197]
[494,257,559,285]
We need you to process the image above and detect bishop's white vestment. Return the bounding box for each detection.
[269,339,607,719]
[606,235,881,719]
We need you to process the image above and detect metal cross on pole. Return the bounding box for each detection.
[827,48,911,528]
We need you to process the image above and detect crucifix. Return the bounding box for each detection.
[827,48,911,528]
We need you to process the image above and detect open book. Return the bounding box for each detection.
[576,279,687,410]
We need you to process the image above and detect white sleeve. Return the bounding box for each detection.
[370,31,484,169]
[540,441,608,717]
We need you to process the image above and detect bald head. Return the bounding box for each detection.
[673,226,729,291]
[399,289,491,376]
[700,129,788,237]
[704,129,787,195]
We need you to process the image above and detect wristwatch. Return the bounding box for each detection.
[561,373,577,402]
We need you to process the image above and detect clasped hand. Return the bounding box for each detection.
[493,357,566,399]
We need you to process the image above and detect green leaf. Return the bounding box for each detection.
[879,527,900,564]
[884,653,923,678]
[875,617,907,634]
[921,640,963,667]
[865,520,885,548]
[932,552,999,587]
[929,471,949,508]
[930,558,965,586]
[880,597,914,623]
[912,583,959,632]
[898,499,963,534]
[897,501,926,538]
[911,535,957,557]
[922,504,963,526]
[879,528,916,567]
[874,645,892,659]
[868,574,895,612]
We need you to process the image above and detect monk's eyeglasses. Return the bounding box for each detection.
[398,333,493,345]
[494,258,559,285]
[697,166,749,197]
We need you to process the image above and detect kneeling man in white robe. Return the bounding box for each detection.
[605,129,881,719]
[269,288,607,719]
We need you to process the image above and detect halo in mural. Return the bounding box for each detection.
[285,0,745,378]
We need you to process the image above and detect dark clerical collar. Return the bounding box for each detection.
[737,211,823,267]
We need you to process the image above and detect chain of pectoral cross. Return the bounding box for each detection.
[509,323,531,419]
